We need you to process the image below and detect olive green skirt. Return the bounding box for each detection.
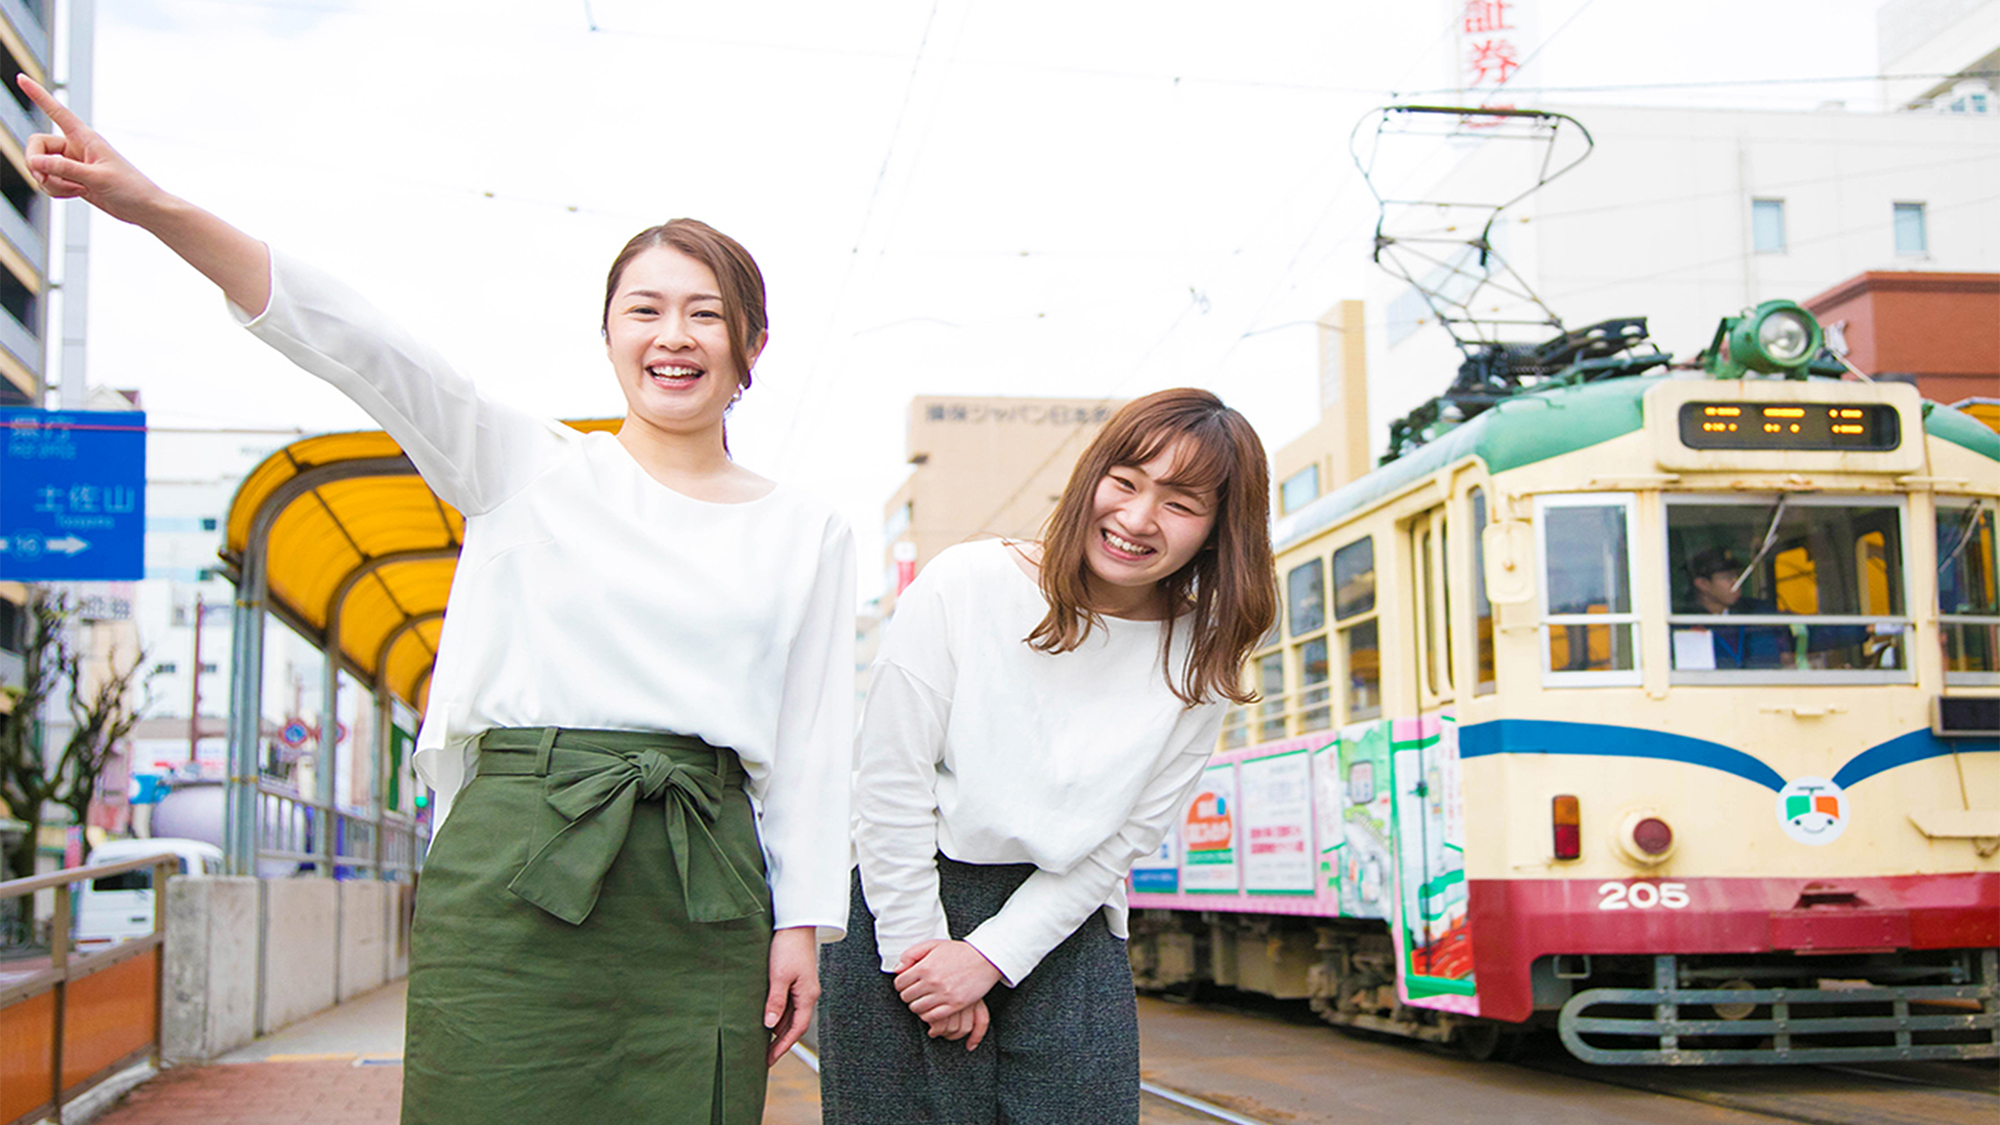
[402,727,772,1125]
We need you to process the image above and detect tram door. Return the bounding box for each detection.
[1392,505,1475,1005]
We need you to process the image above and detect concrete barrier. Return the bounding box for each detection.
[159,875,412,1060]
[338,880,389,1001]
[261,878,340,1034]
[162,876,260,1062]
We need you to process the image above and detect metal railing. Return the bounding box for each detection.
[0,854,178,1125]
[1221,685,1337,750]
[253,781,422,878]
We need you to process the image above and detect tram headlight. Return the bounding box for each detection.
[1705,299,1826,379]
[1755,309,1815,365]
[1614,808,1678,867]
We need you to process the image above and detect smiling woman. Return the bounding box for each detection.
[15,74,854,1125]
[819,388,1277,1125]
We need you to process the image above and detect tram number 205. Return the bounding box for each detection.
[1598,881,1691,911]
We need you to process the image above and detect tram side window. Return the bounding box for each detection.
[1938,503,1999,682]
[1333,537,1382,718]
[1665,499,1909,679]
[1541,500,1638,679]
[1288,559,1332,732]
[1469,488,1496,695]
[1224,587,1285,748]
[1257,650,1288,743]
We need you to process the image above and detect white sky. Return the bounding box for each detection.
[71,0,1897,597]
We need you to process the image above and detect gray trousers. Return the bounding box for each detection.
[818,857,1140,1125]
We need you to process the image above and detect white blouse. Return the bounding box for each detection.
[854,539,1224,985]
[236,252,857,938]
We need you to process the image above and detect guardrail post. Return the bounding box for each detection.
[50,881,69,1123]
[152,857,173,1070]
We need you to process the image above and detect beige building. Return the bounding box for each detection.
[878,395,1124,607]
[1270,301,1371,520]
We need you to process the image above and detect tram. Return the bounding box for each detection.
[1124,299,2000,1064]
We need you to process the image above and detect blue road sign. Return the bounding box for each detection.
[0,409,147,581]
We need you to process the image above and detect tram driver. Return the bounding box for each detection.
[1676,547,1791,669]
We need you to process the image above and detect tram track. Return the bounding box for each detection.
[1519,1053,1999,1125]
[788,1041,1286,1124]
[788,999,1993,1124]
[1139,990,1996,1125]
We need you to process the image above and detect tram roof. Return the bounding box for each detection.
[221,420,620,712]
[1272,375,2000,554]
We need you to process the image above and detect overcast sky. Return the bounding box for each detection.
[74,0,1896,596]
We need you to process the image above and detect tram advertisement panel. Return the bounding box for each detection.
[1390,715,1475,1009]
[1240,749,1315,894]
[1335,721,1394,920]
[1181,762,1241,893]
[1312,740,1343,900]
[1131,827,1179,893]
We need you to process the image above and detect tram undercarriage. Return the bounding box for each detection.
[1127,910,2000,1064]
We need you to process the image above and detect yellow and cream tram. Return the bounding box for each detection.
[1126,301,2000,1064]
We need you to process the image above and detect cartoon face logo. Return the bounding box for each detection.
[1776,777,1848,845]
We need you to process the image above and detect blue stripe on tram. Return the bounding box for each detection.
[1832,728,2000,790]
[1460,720,2000,793]
[1458,720,1789,791]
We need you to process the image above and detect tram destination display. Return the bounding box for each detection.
[1678,401,1899,451]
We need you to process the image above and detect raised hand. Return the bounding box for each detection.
[16,75,165,223]
[13,74,270,314]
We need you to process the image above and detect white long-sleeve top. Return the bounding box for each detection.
[854,539,1224,985]
[235,252,856,938]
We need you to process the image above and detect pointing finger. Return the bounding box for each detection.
[15,74,90,138]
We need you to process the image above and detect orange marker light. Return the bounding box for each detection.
[1553,795,1581,860]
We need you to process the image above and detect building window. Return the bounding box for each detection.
[153,662,178,675]
[1893,203,1927,256]
[201,517,219,531]
[1280,464,1320,514]
[1752,199,1786,254]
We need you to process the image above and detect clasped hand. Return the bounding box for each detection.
[894,939,1002,1050]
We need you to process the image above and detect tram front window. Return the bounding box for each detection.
[1539,498,1639,682]
[1938,501,1999,683]
[1666,499,1911,681]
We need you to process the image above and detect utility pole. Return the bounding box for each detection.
[55,0,96,410]
[189,593,203,765]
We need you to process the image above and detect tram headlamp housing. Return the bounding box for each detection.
[1703,300,1825,380]
[1614,808,1678,867]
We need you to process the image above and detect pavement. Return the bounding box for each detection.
[79,978,825,1125]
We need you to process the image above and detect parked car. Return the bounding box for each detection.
[74,838,225,950]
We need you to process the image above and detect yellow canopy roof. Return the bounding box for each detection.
[222,420,619,711]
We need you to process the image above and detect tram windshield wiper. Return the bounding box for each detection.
[1938,499,1990,575]
[1733,494,1790,595]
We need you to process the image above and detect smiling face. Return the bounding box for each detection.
[1082,437,1218,616]
[603,246,762,442]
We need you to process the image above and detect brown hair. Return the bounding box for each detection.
[601,218,769,391]
[1027,388,1277,707]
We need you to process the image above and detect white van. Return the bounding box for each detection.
[74,838,226,950]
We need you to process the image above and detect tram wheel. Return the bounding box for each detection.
[1456,1021,1523,1062]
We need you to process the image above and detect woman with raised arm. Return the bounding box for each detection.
[818,388,1277,1124]
[20,76,853,1124]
